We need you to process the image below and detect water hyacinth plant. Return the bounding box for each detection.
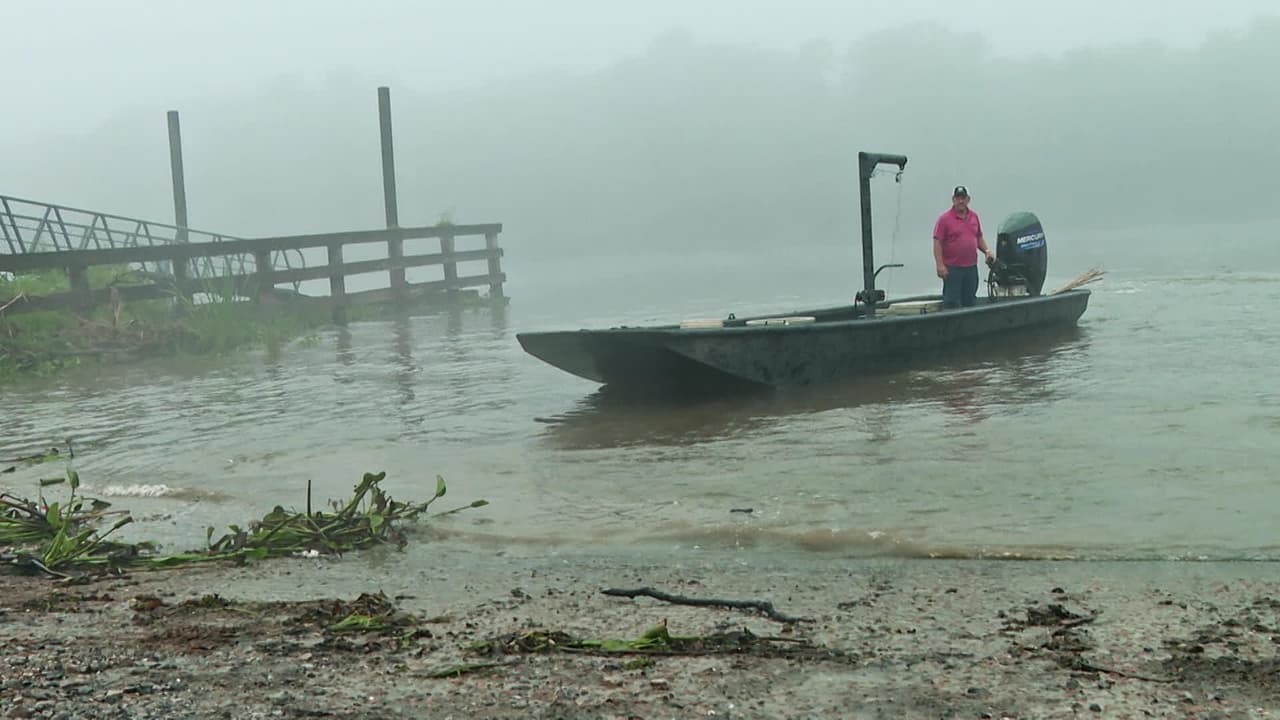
[0,468,138,574]
[2,467,488,578]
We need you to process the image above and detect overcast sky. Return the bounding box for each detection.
[3,0,1276,137]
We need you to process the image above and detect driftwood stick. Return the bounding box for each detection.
[601,586,809,624]
[0,292,27,314]
[1053,615,1098,631]
[418,661,505,679]
[1052,267,1105,294]
[16,556,77,580]
[1068,658,1174,684]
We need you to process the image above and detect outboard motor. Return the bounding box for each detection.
[988,211,1048,297]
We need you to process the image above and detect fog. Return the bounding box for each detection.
[2,1,1277,262]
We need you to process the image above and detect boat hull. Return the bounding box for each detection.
[517,290,1090,392]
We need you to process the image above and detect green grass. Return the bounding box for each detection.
[0,266,327,379]
[1,264,498,381]
[1,265,150,297]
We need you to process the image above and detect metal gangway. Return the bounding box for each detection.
[0,194,305,289]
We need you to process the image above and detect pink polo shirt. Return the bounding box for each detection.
[933,208,983,268]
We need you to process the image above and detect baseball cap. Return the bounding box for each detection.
[953,185,969,197]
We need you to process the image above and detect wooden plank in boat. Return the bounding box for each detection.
[679,318,724,329]
[884,300,943,316]
[744,316,816,326]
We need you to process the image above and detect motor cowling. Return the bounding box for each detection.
[989,211,1048,297]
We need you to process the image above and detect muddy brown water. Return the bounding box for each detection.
[4,221,1279,567]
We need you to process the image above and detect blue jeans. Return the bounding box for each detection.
[942,264,978,308]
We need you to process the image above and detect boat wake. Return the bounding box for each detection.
[420,521,1280,563]
[632,523,1086,560]
[84,483,232,502]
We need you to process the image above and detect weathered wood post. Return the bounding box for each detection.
[253,250,274,304]
[327,241,347,325]
[166,111,189,289]
[67,264,92,313]
[440,229,458,302]
[171,247,191,307]
[377,86,405,301]
[167,111,189,243]
[336,326,354,366]
[484,230,505,302]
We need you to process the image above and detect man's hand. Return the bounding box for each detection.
[936,263,948,280]
[983,250,996,266]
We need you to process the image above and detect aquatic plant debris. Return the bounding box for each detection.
[469,619,852,664]
[1,468,138,577]
[2,469,488,578]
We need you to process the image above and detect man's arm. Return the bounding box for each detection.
[932,215,949,278]
[975,216,994,262]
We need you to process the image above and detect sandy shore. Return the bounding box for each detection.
[2,550,1277,719]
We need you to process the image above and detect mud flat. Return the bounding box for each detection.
[2,552,1277,719]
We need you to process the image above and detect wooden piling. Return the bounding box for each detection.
[377,87,405,299]
[440,231,458,301]
[485,230,504,301]
[327,241,347,325]
[171,247,192,306]
[253,250,273,303]
[166,111,189,245]
[67,265,91,312]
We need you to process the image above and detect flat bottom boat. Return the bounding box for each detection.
[517,151,1093,393]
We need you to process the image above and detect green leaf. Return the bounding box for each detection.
[23,449,62,466]
[431,498,490,518]
[641,623,671,642]
[67,469,80,492]
[435,475,447,498]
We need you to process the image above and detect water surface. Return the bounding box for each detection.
[4,220,1278,563]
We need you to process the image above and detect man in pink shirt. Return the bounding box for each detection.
[933,185,995,308]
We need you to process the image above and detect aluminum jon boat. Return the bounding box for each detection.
[517,151,1091,394]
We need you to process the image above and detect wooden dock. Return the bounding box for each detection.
[0,86,506,325]
[0,214,505,324]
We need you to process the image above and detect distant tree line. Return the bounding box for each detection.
[4,17,1276,256]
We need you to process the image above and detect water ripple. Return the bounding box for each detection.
[4,266,1279,562]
